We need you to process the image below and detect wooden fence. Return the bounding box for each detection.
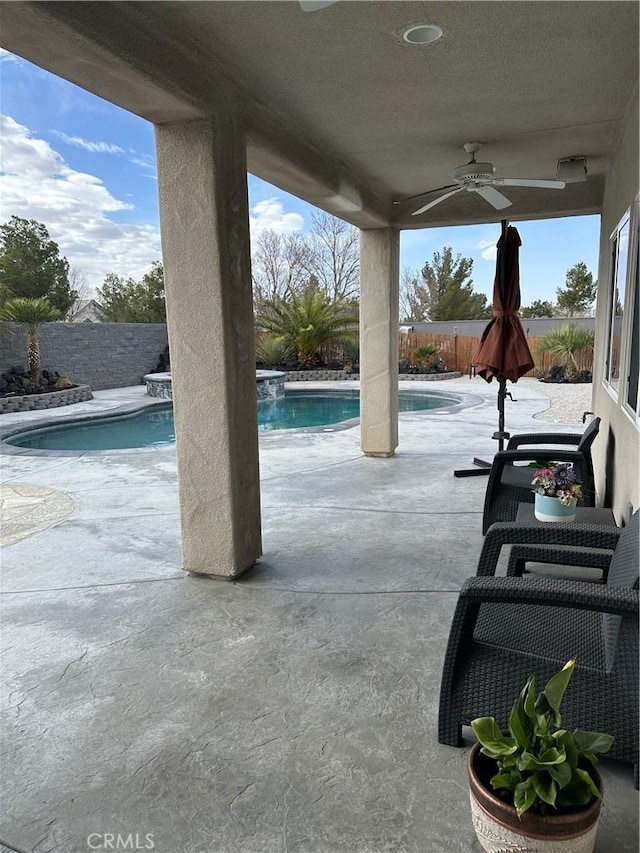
[399,333,594,376]
[256,331,596,376]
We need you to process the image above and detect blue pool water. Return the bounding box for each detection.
[6,389,459,451]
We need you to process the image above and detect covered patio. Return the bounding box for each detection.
[1,1,637,579]
[1,379,638,851]
[0,2,638,851]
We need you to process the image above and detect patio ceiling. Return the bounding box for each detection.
[1,1,638,229]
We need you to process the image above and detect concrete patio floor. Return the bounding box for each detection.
[0,378,637,853]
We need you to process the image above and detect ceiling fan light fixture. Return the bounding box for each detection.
[402,24,443,45]
[556,157,588,183]
[454,161,494,182]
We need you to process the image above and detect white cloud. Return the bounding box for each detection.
[0,115,160,292]
[477,238,497,261]
[52,131,124,155]
[0,49,20,64]
[128,150,156,171]
[249,197,304,236]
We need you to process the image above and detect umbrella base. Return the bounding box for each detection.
[454,457,492,477]
[453,467,491,478]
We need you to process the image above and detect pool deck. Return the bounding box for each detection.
[0,379,637,853]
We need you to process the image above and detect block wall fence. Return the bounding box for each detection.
[0,320,598,392]
[0,322,168,391]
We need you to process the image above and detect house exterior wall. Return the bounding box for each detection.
[0,322,168,391]
[592,91,640,521]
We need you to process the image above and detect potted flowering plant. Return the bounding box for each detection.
[531,463,583,522]
[469,660,614,853]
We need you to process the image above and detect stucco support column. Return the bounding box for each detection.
[359,228,400,457]
[155,115,261,578]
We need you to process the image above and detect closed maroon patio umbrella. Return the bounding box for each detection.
[474,224,534,385]
[455,221,534,476]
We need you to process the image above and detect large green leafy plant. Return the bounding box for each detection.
[256,290,357,366]
[471,660,613,818]
[535,323,595,376]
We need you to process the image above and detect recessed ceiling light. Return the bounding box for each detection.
[403,24,443,45]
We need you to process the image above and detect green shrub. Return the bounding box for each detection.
[340,338,360,372]
[535,323,595,376]
[256,335,293,367]
[413,343,439,371]
[54,375,75,390]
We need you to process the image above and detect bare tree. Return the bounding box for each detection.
[251,212,360,310]
[251,230,307,312]
[64,268,92,321]
[400,267,426,321]
[302,212,359,303]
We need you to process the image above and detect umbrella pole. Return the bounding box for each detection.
[492,376,511,452]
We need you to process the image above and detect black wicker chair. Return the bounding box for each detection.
[478,516,621,583]
[481,417,601,534]
[438,510,639,784]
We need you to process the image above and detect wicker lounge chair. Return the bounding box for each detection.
[438,510,639,784]
[481,417,601,534]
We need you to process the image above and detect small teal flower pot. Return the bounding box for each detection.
[534,493,577,523]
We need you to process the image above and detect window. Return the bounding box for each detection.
[623,198,639,421]
[605,211,630,392]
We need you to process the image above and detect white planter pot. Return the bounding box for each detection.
[469,790,600,853]
[534,493,577,523]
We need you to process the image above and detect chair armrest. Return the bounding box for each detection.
[507,432,581,450]
[477,521,621,577]
[506,545,613,580]
[460,575,638,617]
[492,448,587,466]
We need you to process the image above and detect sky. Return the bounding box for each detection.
[0,49,601,307]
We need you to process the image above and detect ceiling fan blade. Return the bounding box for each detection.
[299,1,338,10]
[474,185,512,210]
[394,184,458,206]
[412,187,464,216]
[494,178,566,189]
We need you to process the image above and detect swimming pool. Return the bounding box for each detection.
[4,389,463,451]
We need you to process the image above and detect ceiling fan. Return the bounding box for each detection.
[400,143,566,216]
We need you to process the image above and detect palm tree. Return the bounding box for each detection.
[256,291,357,366]
[0,297,61,388]
[535,322,595,376]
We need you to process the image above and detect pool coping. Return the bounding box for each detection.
[0,385,485,457]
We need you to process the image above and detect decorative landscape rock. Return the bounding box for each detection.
[153,345,170,374]
[0,366,92,414]
[538,365,592,383]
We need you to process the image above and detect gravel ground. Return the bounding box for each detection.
[444,375,593,425]
[518,377,593,424]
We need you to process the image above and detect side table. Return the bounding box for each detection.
[516,503,616,527]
